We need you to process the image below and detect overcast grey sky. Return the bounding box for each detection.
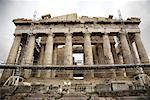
[0,0,150,63]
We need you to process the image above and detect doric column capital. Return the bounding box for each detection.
[65,33,72,37]
[119,32,127,35]
[134,32,140,36]
[47,32,54,37]
[103,32,109,35]
[84,32,91,37]
[14,34,22,37]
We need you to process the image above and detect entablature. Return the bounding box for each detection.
[14,27,140,35]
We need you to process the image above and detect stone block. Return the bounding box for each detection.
[15,85,31,93]
[49,13,77,22]
[111,83,129,91]
[31,84,49,93]
[95,84,111,92]
[0,86,15,98]
[85,86,94,93]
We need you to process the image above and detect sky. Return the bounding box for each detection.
[0,0,150,64]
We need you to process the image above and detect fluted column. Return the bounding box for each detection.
[103,33,116,78]
[118,52,127,77]
[134,33,149,63]
[84,33,94,78]
[84,33,93,65]
[97,44,105,64]
[36,44,45,77]
[42,32,54,78]
[111,43,119,64]
[64,33,73,65]
[53,44,58,65]
[24,34,36,78]
[64,33,73,78]
[119,32,134,77]
[103,33,114,64]
[52,44,58,78]
[7,35,21,64]
[92,46,98,64]
[39,44,45,65]
[0,35,21,84]
[120,32,133,64]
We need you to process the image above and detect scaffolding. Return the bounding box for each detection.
[118,10,150,86]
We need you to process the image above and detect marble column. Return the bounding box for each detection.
[6,35,21,64]
[53,45,58,65]
[24,34,36,78]
[64,33,73,65]
[39,44,45,65]
[120,32,133,77]
[118,52,124,64]
[111,43,119,64]
[64,33,73,78]
[97,44,105,64]
[134,33,149,63]
[0,35,21,85]
[52,44,58,78]
[103,33,114,64]
[92,46,99,64]
[84,33,93,65]
[84,33,94,78]
[131,42,139,64]
[43,33,54,78]
[103,33,116,78]
[118,52,127,77]
[36,44,45,77]
[120,32,133,64]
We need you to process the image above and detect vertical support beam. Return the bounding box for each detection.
[97,44,105,64]
[111,43,119,64]
[134,33,149,63]
[120,32,133,64]
[53,44,58,65]
[64,33,73,78]
[118,52,127,77]
[64,33,73,65]
[6,35,22,64]
[111,43,121,78]
[131,42,140,64]
[103,33,114,64]
[52,44,58,78]
[134,33,150,75]
[24,34,36,78]
[36,44,45,77]
[43,32,54,78]
[103,33,116,78]
[120,32,134,77]
[92,45,99,64]
[84,33,94,78]
[39,44,45,65]
[84,33,93,65]
[118,52,124,64]
[0,35,21,85]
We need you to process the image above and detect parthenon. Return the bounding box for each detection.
[0,13,150,99]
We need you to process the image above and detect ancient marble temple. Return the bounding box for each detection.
[0,14,150,97]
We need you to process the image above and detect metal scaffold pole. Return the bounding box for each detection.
[3,11,38,86]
